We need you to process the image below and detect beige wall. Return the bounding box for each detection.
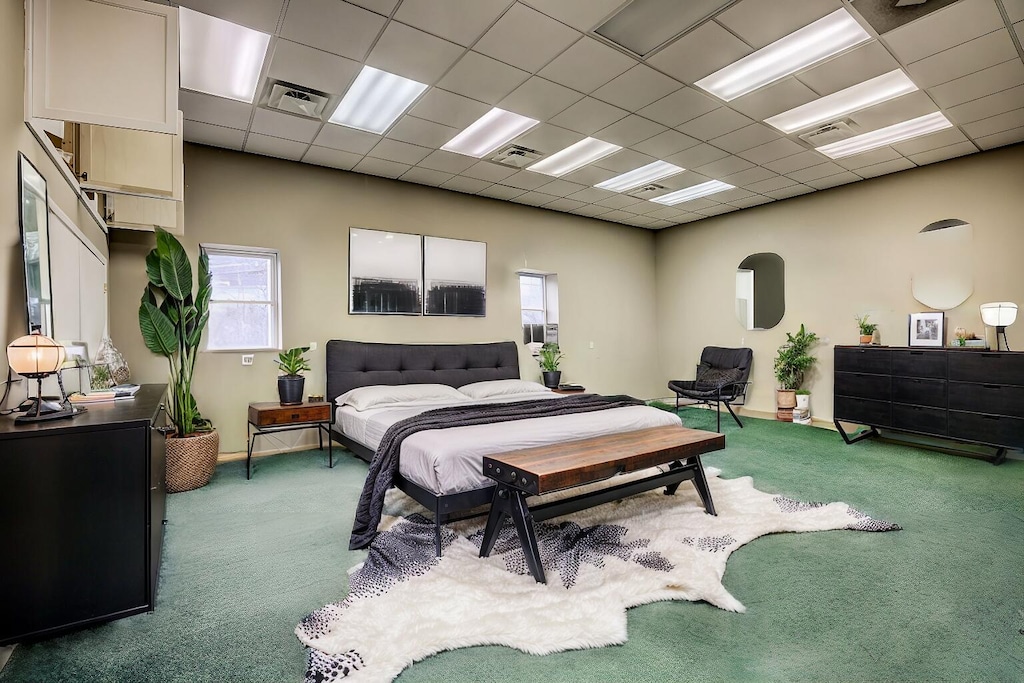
[109,144,664,452]
[654,143,1024,421]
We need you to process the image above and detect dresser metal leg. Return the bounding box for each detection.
[834,419,879,444]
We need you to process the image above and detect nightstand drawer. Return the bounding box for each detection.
[249,403,331,426]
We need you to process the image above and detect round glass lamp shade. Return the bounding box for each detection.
[980,302,1018,327]
[6,333,66,378]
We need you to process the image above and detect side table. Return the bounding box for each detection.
[246,401,333,479]
[552,386,586,395]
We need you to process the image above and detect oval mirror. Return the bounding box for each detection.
[912,218,973,310]
[736,252,785,330]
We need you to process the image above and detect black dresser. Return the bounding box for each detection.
[833,347,1024,463]
[0,385,168,644]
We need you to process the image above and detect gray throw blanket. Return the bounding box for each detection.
[349,394,645,550]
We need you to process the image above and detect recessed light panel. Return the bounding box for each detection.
[652,180,734,205]
[329,66,428,135]
[595,160,685,193]
[527,138,622,177]
[695,9,871,101]
[441,108,540,158]
[179,7,271,103]
[765,70,919,134]
[816,112,953,159]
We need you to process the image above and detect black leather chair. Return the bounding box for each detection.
[668,347,753,433]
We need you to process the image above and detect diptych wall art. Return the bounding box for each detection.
[423,236,486,317]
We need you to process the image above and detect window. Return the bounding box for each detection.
[202,244,280,351]
[519,272,558,351]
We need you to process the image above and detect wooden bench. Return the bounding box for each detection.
[478,426,725,583]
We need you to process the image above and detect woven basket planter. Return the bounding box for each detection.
[165,429,220,493]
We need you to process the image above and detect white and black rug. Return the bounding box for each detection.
[296,469,899,683]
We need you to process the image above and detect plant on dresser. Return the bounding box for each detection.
[855,314,878,345]
[773,324,819,421]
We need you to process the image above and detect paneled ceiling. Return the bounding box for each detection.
[165,0,1024,230]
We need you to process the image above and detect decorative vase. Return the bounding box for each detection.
[165,429,220,493]
[859,334,873,345]
[542,371,561,389]
[278,375,305,405]
[776,389,796,421]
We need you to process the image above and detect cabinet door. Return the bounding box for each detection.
[105,194,184,235]
[79,112,183,200]
[29,0,178,134]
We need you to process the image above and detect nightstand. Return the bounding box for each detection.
[246,401,332,479]
[552,386,586,395]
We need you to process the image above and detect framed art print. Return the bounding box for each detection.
[423,236,486,316]
[348,227,422,315]
[908,311,944,347]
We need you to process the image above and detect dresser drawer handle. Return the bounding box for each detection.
[982,415,1000,420]
[909,351,923,356]
[291,413,301,419]
[981,353,1000,358]
[982,384,1000,389]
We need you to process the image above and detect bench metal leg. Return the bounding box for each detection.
[664,458,716,516]
[480,485,546,584]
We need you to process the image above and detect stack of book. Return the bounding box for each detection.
[69,384,141,404]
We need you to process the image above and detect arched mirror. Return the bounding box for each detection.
[736,252,785,330]
[912,218,973,310]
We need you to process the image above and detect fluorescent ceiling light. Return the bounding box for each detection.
[329,66,428,134]
[527,138,622,177]
[595,160,685,193]
[179,8,271,104]
[816,112,953,159]
[695,9,871,101]
[651,180,734,205]
[441,108,539,158]
[765,70,919,133]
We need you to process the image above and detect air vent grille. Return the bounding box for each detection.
[487,144,543,168]
[266,82,329,119]
[627,183,668,199]
[798,120,858,146]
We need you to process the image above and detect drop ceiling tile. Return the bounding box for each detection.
[501,169,552,190]
[644,206,689,221]
[927,60,1024,109]
[594,115,667,147]
[673,211,708,222]
[395,0,510,47]
[569,204,613,217]
[884,0,1005,64]
[176,0,285,33]
[785,160,845,183]
[694,155,755,178]
[763,150,823,175]
[716,0,840,49]
[549,97,630,135]
[410,88,491,129]
[962,107,1024,138]
[796,41,901,97]
[674,197,719,212]
[520,0,627,32]
[280,0,385,60]
[728,78,820,121]
[647,21,752,84]
[1016,20,1024,44]
[244,132,308,160]
[440,175,493,194]
[561,165,618,186]
[437,52,531,104]
[626,215,659,227]
[499,77,585,121]
[696,204,739,217]
[906,30,1018,89]
[461,160,519,183]
[709,187,754,203]
[654,172,712,191]
[251,108,321,142]
[366,21,464,84]
[847,91,940,131]
[632,130,701,157]
[387,116,459,148]
[906,141,978,165]
[513,124,585,155]
[833,147,902,170]
[718,165,777,186]
[591,65,682,110]
[478,184,527,200]
[638,87,720,128]
[538,37,637,94]
[601,209,639,222]
[179,90,252,129]
[347,0,398,14]
[973,125,1024,149]
[368,138,432,165]
[1007,0,1024,22]
[565,187,617,203]
[677,108,754,141]
[633,200,667,215]
[764,183,814,200]
[665,143,730,169]
[947,85,1024,125]
[536,179,587,197]
[302,146,363,170]
[592,148,657,173]
[543,197,586,212]
[313,124,380,154]
[267,40,361,96]
[595,194,644,209]
[474,4,580,73]
[183,120,246,150]
[744,175,798,193]
[728,194,774,208]
[856,157,916,178]
[513,191,561,206]
[709,124,779,154]
[418,149,478,174]
[737,138,805,164]
[400,166,455,186]
[891,127,969,155]
[353,157,412,178]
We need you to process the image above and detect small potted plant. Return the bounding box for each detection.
[773,324,819,421]
[275,346,311,405]
[855,314,877,345]
[537,342,563,389]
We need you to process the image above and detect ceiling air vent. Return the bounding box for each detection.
[266,82,329,119]
[487,144,543,168]
[627,183,668,199]
[798,120,858,147]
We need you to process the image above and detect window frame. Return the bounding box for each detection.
[201,242,282,353]
[518,271,558,353]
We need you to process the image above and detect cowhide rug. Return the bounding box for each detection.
[296,468,899,682]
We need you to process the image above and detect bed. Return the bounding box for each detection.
[326,339,683,553]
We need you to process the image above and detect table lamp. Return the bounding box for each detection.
[6,331,75,423]
[980,302,1017,351]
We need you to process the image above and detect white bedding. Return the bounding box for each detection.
[335,393,682,495]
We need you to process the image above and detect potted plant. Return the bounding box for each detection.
[538,342,563,388]
[795,388,811,411]
[855,314,878,345]
[773,324,819,422]
[139,227,218,493]
[275,346,311,405]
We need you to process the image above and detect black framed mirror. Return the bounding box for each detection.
[19,153,53,337]
[736,252,785,330]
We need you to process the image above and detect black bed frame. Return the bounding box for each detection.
[326,339,521,555]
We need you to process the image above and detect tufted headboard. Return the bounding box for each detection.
[325,340,521,405]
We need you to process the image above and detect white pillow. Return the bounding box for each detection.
[335,384,468,411]
[458,379,552,400]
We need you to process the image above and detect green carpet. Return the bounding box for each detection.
[3,409,1022,682]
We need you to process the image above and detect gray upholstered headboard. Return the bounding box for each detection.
[325,340,521,404]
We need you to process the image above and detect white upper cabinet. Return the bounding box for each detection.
[104,194,184,236]
[79,111,184,200]
[28,0,179,134]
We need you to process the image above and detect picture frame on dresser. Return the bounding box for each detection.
[908,311,944,347]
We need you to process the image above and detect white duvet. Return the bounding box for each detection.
[336,393,682,495]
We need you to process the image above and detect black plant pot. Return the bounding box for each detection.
[278,375,305,405]
[542,371,561,389]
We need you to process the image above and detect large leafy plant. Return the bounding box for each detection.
[139,227,212,437]
[773,324,819,390]
[275,347,311,376]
